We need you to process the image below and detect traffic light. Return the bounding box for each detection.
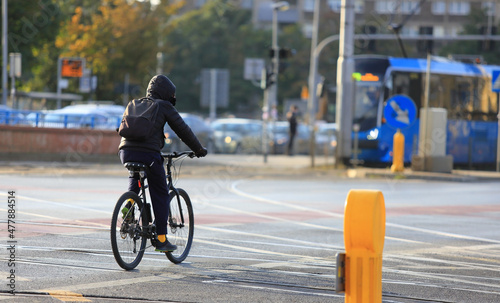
[417,27,433,53]
[260,67,275,90]
[269,48,295,59]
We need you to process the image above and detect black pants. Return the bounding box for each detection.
[288,130,296,155]
[119,149,170,235]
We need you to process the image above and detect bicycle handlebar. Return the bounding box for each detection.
[161,151,195,159]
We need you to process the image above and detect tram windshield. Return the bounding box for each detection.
[353,81,383,131]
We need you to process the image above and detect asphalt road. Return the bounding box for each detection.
[0,155,499,302]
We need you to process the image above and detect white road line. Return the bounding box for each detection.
[0,193,110,215]
[386,222,500,244]
[231,179,500,245]
[39,272,184,293]
[196,225,342,249]
[230,179,344,218]
[203,280,343,298]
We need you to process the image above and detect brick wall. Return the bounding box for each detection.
[0,126,122,162]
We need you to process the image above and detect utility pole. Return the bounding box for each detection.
[2,0,7,106]
[263,2,289,163]
[307,0,320,167]
[335,0,355,167]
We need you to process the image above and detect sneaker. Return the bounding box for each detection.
[155,239,177,252]
[122,200,134,221]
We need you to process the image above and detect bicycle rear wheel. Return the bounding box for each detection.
[110,191,147,270]
[166,188,194,264]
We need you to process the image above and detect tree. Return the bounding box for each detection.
[439,8,500,64]
[162,0,315,117]
[55,0,174,101]
[1,0,64,97]
[161,0,264,114]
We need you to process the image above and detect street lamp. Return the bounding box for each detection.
[263,1,289,163]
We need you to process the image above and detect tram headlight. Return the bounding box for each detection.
[367,129,379,140]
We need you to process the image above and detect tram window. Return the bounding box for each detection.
[426,74,445,108]
[392,72,410,96]
[487,91,498,121]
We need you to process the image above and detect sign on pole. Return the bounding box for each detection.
[9,53,21,78]
[244,58,264,81]
[492,70,500,92]
[61,58,85,77]
[493,70,500,172]
[200,69,229,108]
[383,94,417,130]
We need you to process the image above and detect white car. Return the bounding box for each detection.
[37,104,125,129]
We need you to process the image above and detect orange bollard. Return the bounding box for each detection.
[391,129,404,172]
[343,190,386,303]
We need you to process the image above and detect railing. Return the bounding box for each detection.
[0,110,121,130]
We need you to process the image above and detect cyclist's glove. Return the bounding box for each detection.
[195,147,208,158]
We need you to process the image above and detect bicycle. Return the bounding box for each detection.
[110,151,195,270]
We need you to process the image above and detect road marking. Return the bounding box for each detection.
[197,225,342,249]
[228,180,425,244]
[231,179,500,244]
[195,238,326,262]
[47,290,91,302]
[386,222,500,244]
[0,193,110,215]
[41,273,184,294]
[203,279,343,298]
[230,179,344,218]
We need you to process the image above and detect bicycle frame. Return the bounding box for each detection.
[134,152,193,238]
[164,152,193,229]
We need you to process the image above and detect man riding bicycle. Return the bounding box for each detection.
[118,75,207,252]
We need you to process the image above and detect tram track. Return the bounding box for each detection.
[3,237,499,302]
[0,179,499,302]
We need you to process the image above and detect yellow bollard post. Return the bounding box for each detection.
[343,190,385,303]
[391,129,405,172]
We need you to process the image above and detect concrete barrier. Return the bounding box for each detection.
[0,126,121,163]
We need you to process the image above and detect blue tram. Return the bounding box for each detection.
[350,56,499,167]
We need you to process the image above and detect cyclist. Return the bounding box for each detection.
[118,74,207,252]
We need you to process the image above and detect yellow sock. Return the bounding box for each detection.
[158,234,166,243]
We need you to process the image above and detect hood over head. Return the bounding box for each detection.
[146,75,176,105]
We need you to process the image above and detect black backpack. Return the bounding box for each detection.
[118,98,160,141]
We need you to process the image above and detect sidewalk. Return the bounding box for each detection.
[188,154,500,182]
[1,154,499,182]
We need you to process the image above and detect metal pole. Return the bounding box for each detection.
[262,86,269,163]
[497,92,500,172]
[56,57,62,109]
[2,0,7,106]
[420,52,431,163]
[307,0,320,168]
[270,6,279,122]
[335,0,355,167]
[9,54,15,108]
[209,69,217,122]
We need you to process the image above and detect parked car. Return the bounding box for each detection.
[92,104,126,129]
[269,121,310,155]
[38,104,124,129]
[162,113,214,153]
[211,118,262,154]
[315,123,337,156]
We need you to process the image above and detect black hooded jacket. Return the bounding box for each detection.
[118,75,203,153]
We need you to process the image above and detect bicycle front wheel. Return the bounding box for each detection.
[110,191,147,270]
[166,188,194,264]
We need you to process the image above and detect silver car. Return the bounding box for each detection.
[211,118,262,154]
